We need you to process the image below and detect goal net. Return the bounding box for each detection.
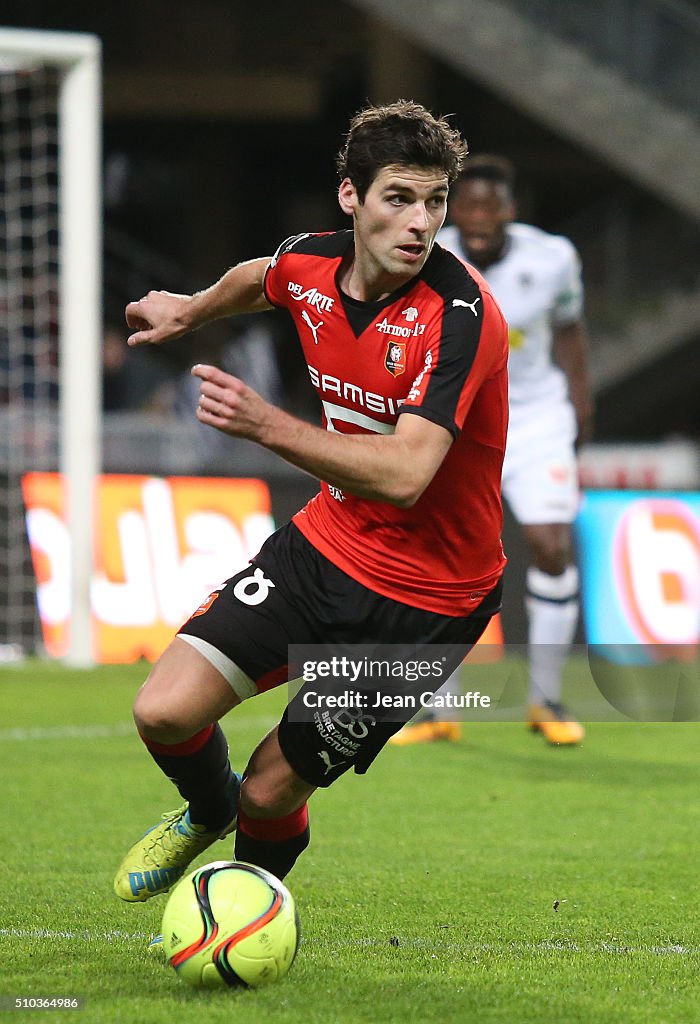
[0,29,101,665]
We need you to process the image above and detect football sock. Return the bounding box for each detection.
[141,723,239,831]
[235,804,310,880]
[525,565,579,705]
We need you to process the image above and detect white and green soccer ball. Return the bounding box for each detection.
[161,861,300,989]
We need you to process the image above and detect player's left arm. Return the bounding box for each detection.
[553,319,594,448]
[192,364,452,508]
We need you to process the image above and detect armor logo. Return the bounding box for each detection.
[614,499,700,653]
[402,306,419,322]
[376,316,425,338]
[384,341,406,377]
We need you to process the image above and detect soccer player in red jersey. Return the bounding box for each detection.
[113,101,509,903]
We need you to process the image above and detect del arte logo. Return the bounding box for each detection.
[287,281,334,313]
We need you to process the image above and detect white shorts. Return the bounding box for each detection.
[502,398,579,525]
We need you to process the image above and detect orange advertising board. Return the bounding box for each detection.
[21,473,274,664]
[22,471,502,666]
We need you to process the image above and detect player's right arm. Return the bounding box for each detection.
[125,257,273,347]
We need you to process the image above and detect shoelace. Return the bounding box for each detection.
[160,804,188,825]
[145,804,201,857]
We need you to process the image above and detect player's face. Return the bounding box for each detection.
[448,179,515,266]
[339,165,449,297]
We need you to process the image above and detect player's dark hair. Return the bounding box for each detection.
[455,154,516,195]
[336,99,468,201]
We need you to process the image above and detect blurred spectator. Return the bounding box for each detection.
[174,313,284,463]
[102,322,181,412]
[102,323,131,411]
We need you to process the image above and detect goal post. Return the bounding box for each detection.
[0,28,101,666]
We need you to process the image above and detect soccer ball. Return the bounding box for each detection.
[161,861,300,989]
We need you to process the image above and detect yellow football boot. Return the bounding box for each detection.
[114,802,237,902]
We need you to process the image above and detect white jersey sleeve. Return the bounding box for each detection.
[551,235,584,327]
[437,222,584,407]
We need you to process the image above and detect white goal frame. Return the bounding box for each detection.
[0,27,101,666]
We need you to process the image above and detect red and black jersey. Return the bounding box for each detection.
[263,230,508,616]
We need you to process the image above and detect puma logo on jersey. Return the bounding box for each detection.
[452,297,481,315]
[318,750,345,775]
[301,308,323,344]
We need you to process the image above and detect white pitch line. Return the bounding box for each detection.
[0,723,135,742]
[0,715,279,743]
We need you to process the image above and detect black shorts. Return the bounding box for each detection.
[179,522,502,787]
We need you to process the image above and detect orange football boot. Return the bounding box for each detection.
[389,720,462,745]
[528,701,584,745]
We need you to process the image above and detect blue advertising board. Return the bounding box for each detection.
[575,491,700,664]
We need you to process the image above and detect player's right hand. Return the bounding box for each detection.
[125,290,194,346]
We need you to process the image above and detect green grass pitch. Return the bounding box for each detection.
[1,658,699,1023]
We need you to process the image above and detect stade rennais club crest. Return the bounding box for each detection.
[384,341,406,376]
[379,305,426,376]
